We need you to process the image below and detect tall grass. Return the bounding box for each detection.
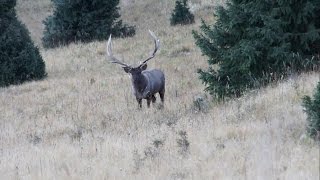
[0,0,319,179]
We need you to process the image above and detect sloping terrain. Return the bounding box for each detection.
[0,0,319,179]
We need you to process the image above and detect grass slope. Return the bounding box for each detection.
[0,0,319,179]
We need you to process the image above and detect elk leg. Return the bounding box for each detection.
[159,90,165,103]
[147,98,151,108]
[136,98,142,108]
[151,95,156,103]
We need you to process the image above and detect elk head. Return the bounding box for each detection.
[106,30,165,108]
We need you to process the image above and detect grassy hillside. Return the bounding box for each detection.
[1,0,319,179]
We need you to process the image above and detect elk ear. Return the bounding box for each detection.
[122,67,131,73]
[140,64,147,71]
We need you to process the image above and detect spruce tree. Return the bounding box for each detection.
[302,82,320,140]
[42,0,135,48]
[193,0,320,100]
[0,0,46,87]
[170,0,195,26]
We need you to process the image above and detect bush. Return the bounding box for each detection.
[42,0,135,48]
[170,0,195,26]
[302,82,320,140]
[0,0,46,87]
[193,0,320,100]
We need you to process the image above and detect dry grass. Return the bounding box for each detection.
[1,0,319,179]
[15,0,53,46]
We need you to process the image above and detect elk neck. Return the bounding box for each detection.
[131,73,148,93]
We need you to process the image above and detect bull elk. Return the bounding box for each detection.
[106,30,165,108]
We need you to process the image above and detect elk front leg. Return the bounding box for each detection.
[151,95,156,103]
[136,98,142,108]
[147,97,151,108]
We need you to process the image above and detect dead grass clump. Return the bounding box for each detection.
[1,0,318,179]
[177,131,190,157]
[192,93,210,113]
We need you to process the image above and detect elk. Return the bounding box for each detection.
[106,30,165,108]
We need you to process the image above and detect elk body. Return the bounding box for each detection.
[107,30,165,108]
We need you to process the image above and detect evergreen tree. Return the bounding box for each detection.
[274,0,320,59]
[42,0,135,48]
[170,0,195,26]
[302,82,320,140]
[0,0,46,87]
[193,0,320,100]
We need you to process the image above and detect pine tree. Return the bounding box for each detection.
[170,0,195,26]
[302,82,320,140]
[0,0,46,87]
[42,0,135,48]
[274,0,320,59]
[193,0,320,100]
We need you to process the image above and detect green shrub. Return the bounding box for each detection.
[170,0,195,26]
[303,82,320,140]
[193,0,320,100]
[42,0,135,48]
[0,0,46,87]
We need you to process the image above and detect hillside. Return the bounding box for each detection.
[0,0,319,179]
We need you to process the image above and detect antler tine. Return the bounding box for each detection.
[140,30,160,66]
[106,35,130,67]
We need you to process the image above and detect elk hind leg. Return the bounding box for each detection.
[159,90,165,103]
[136,98,142,108]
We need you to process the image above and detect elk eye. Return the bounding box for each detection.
[140,64,147,70]
[123,67,131,73]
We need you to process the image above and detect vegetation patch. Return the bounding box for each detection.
[303,81,320,141]
[0,0,46,87]
[42,0,135,48]
[170,0,195,26]
[193,0,320,100]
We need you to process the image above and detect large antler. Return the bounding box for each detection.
[139,30,160,66]
[106,35,130,67]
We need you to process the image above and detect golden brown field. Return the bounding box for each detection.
[0,0,319,179]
